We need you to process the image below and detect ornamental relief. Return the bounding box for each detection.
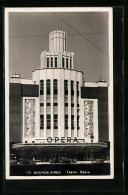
[24,99,35,138]
[84,101,94,138]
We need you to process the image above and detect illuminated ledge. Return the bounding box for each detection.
[12,142,109,152]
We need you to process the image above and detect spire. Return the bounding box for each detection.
[57,16,59,30]
[99,64,101,81]
[97,64,105,83]
[15,58,16,74]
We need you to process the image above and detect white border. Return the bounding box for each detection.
[5,7,113,180]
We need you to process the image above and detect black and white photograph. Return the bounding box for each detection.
[5,7,113,179]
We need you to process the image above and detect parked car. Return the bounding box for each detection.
[72,159,77,163]
[30,160,36,165]
[58,157,72,164]
[18,159,36,165]
[96,159,104,163]
[49,158,58,163]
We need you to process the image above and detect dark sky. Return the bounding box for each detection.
[9,11,110,82]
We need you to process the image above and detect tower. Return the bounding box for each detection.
[31,30,84,142]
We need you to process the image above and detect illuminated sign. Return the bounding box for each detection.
[36,137,85,143]
[84,100,94,138]
[24,99,35,138]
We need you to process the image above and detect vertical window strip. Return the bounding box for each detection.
[55,57,57,68]
[71,115,74,129]
[54,114,58,129]
[71,81,74,91]
[64,80,68,95]
[47,58,49,68]
[47,114,51,129]
[64,80,68,90]
[53,79,58,95]
[77,81,79,100]
[62,57,65,68]
[77,115,80,129]
[65,115,68,129]
[46,79,51,95]
[77,81,79,91]
[53,79,58,90]
[40,80,44,95]
[71,80,74,96]
[51,57,53,68]
[66,58,68,68]
[40,115,44,129]
[70,58,72,69]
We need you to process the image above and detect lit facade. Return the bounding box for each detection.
[10,30,109,162]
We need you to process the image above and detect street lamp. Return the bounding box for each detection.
[90,132,94,143]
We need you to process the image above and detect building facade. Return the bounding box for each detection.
[10,30,109,162]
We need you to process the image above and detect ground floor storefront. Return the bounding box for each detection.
[10,142,110,176]
[11,142,110,164]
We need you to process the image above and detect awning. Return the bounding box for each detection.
[12,142,109,154]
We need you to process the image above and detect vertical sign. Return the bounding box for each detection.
[84,101,94,138]
[24,99,35,138]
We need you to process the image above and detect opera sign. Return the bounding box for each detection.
[47,137,79,143]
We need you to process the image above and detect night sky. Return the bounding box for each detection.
[9,10,110,83]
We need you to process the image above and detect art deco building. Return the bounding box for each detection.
[10,30,109,162]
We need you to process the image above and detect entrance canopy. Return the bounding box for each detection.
[12,142,109,154]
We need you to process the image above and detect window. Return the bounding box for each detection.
[40,103,44,113]
[71,81,74,91]
[54,103,58,106]
[51,57,53,67]
[53,79,58,94]
[62,57,65,68]
[54,103,58,112]
[55,57,57,68]
[46,79,51,95]
[64,96,68,103]
[64,80,68,95]
[54,95,58,103]
[47,103,51,106]
[77,81,79,97]
[66,58,68,68]
[64,80,68,90]
[40,115,44,129]
[71,81,74,96]
[71,115,74,129]
[65,35,66,50]
[77,81,79,91]
[54,115,58,129]
[71,103,74,107]
[47,115,51,129]
[77,115,80,129]
[65,103,68,107]
[47,58,49,68]
[71,95,74,103]
[65,115,68,129]
[70,58,72,69]
[40,80,44,95]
